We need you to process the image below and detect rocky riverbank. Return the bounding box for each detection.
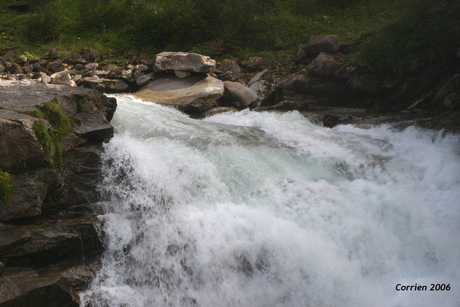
[1,36,459,132]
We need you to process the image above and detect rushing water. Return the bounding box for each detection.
[80,95,460,307]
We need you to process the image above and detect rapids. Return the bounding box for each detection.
[80,95,460,307]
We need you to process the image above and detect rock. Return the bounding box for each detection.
[136,72,155,87]
[22,65,33,74]
[204,106,238,117]
[308,52,347,77]
[0,81,115,305]
[304,35,342,54]
[240,57,280,72]
[322,114,352,128]
[50,72,76,87]
[432,74,460,110]
[134,75,224,115]
[174,70,191,78]
[154,52,216,74]
[46,61,65,73]
[0,110,45,172]
[85,63,99,70]
[219,59,241,74]
[78,48,100,62]
[294,75,353,97]
[0,65,5,73]
[46,47,59,60]
[223,81,258,109]
[247,69,269,87]
[13,55,28,66]
[249,80,272,100]
[271,100,311,111]
[9,63,23,74]
[80,77,130,93]
[1,50,19,60]
[346,74,384,96]
[334,59,367,79]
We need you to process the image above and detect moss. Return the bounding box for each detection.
[54,134,63,171]
[0,169,14,204]
[77,97,88,113]
[39,99,73,138]
[32,120,53,164]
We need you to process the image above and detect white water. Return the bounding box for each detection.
[81,95,460,307]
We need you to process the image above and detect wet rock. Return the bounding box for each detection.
[80,77,130,93]
[308,52,347,77]
[154,52,216,74]
[136,72,155,87]
[222,81,258,109]
[204,106,238,117]
[249,80,272,101]
[322,114,352,128]
[433,74,460,110]
[304,35,342,54]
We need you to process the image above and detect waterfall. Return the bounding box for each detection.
[81,95,460,307]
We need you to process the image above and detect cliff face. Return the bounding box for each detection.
[0,81,117,306]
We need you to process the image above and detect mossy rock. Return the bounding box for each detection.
[0,169,14,203]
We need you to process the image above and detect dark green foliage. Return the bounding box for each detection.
[0,169,14,203]
[24,3,61,42]
[359,0,460,72]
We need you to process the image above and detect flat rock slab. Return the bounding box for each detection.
[134,75,224,107]
[0,81,91,112]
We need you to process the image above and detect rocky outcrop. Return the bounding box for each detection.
[0,81,116,306]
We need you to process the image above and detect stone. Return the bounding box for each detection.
[433,74,460,110]
[154,52,216,74]
[322,114,352,128]
[134,75,224,113]
[80,78,130,93]
[0,110,45,172]
[13,55,27,66]
[346,74,384,96]
[46,61,65,73]
[9,63,23,74]
[307,52,347,77]
[249,80,272,100]
[204,106,238,117]
[241,57,280,72]
[304,35,341,54]
[219,59,241,74]
[50,71,76,87]
[223,81,258,109]
[334,59,367,79]
[174,70,191,78]
[247,69,269,87]
[136,72,155,87]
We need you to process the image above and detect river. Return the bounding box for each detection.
[80,95,460,307]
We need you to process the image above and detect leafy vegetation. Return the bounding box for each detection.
[1,0,459,72]
[0,169,14,203]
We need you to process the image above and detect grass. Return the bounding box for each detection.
[1,0,458,74]
[0,169,14,203]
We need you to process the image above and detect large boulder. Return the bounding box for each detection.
[133,75,224,115]
[304,35,342,54]
[154,52,216,74]
[307,52,347,77]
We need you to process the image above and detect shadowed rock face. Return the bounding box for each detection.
[0,81,116,306]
